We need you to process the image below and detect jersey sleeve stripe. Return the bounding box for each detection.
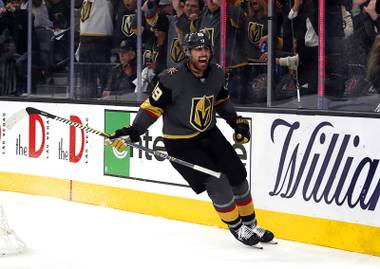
[140,99,164,118]
[162,131,200,139]
[215,97,229,106]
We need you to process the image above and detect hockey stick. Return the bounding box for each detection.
[5,107,222,178]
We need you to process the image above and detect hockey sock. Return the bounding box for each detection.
[232,180,257,227]
[204,175,242,230]
[213,199,242,230]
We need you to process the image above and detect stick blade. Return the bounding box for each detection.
[25,107,40,116]
[5,108,29,129]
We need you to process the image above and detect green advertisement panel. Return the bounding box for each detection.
[104,110,131,177]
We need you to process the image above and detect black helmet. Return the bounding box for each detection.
[183,32,212,56]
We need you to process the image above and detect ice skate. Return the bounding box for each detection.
[229,225,263,249]
[251,225,277,244]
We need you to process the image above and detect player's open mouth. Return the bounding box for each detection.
[199,57,208,63]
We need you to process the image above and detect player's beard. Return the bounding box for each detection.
[189,55,210,77]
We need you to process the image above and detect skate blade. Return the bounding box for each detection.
[263,239,278,245]
[252,242,263,249]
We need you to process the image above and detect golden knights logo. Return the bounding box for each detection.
[143,49,158,65]
[143,50,152,65]
[200,28,215,47]
[170,38,185,63]
[121,15,136,37]
[80,0,93,22]
[248,22,264,44]
[190,95,214,132]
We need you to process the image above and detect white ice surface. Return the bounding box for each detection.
[0,190,379,269]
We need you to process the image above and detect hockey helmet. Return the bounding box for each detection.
[183,32,212,56]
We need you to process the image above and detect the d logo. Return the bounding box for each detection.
[190,95,214,132]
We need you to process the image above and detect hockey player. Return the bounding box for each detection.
[109,32,275,247]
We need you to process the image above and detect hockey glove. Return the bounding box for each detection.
[109,125,141,143]
[108,138,127,153]
[232,116,250,144]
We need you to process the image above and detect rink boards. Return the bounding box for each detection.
[0,101,379,256]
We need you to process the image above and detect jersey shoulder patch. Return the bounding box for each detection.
[167,67,179,75]
[210,63,225,82]
[215,63,223,70]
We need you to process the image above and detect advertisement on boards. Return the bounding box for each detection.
[104,110,131,178]
[2,102,378,228]
[252,113,380,227]
[0,103,104,180]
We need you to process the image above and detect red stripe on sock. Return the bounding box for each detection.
[215,204,237,213]
[236,197,252,206]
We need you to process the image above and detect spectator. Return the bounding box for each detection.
[244,0,269,63]
[158,0,172,15]
[174,0,203,39]
[150,13,169,73]
[144,0,193,68]
[198,0,220,63]
[175,0,220,62]
[47,1,70,48]
[141,12,169,93]
[0,29,17,95]
[324,0,347,98]
[47,0,70,70]
[113,0,137,48]
[31,0,54,81]
[46,0,69,29]
[183,0,203,17]
[284,0,314,93]
[0,0,33,94]
[156,0,185,68]
[102,39,137,97]
[367,36,380,91]
[223,1,248,104]
[77,0,114,98]
[350,0,380,63]
[114,0,154,61]
[241,0,274,103]
[167,0,203,67]
[1,0,29,54]
[239,0,297,103]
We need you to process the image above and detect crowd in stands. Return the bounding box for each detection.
[0,0,70,95]
[1,0,380,106]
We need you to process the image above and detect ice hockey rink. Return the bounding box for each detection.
[0,190,379,269]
